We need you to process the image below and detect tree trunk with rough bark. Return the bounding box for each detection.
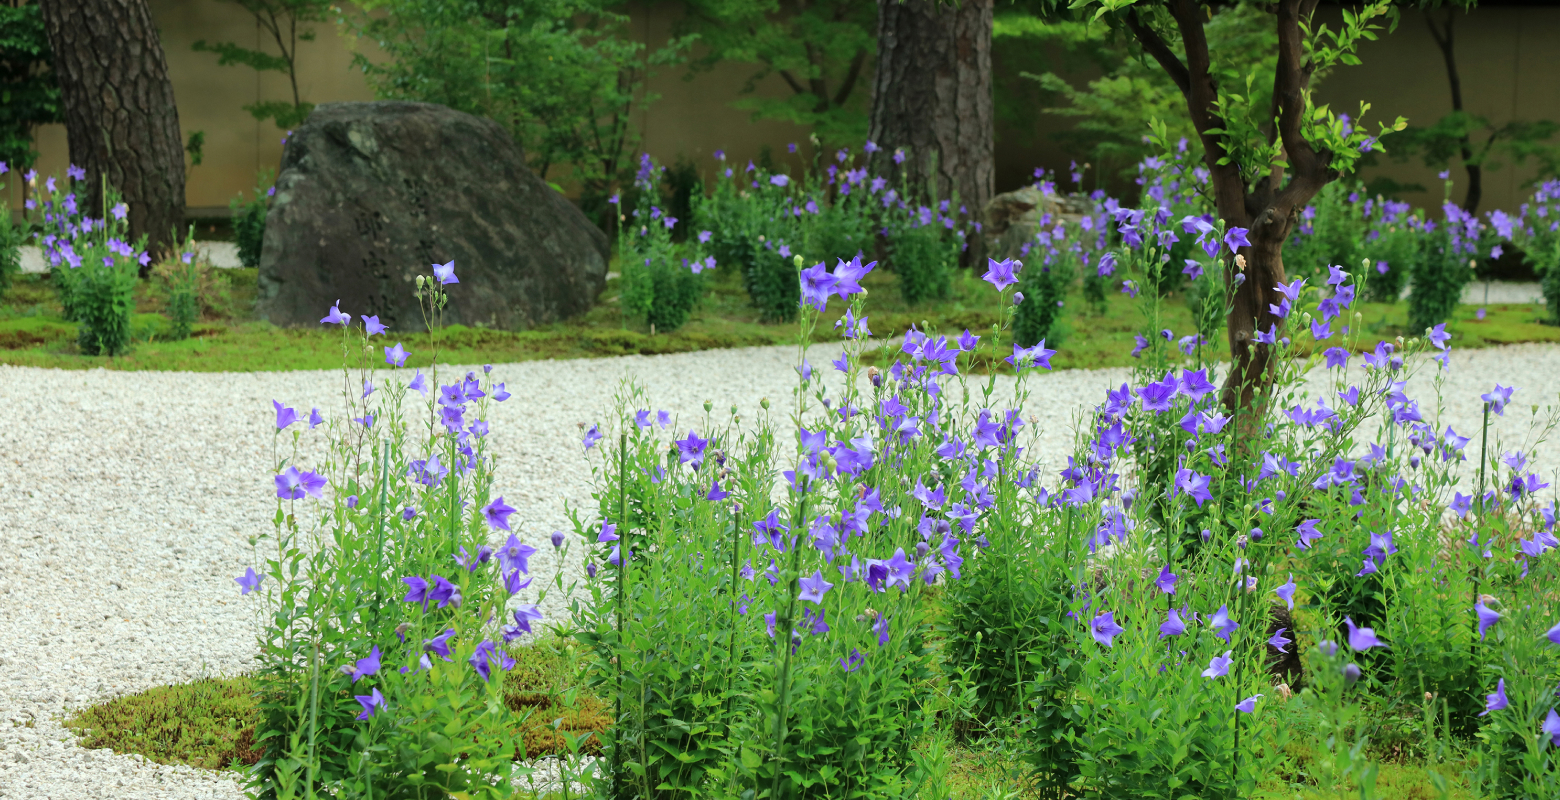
[38,0,184,264]
[1129,0,1336,422]
[867,0,993,253]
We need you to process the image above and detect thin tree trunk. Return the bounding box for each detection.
[868,0,993,261]
[1425,9,1481,213]
[38,0,185,265]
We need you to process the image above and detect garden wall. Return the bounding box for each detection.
[4,1,1557,217]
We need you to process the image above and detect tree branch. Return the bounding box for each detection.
[1269,0,1329,201]
[1163,0,1246,221]
[833,47,866,108]
[1124,8,1188,96]
[777,68,807,96]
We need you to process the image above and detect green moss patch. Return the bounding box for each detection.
[65,640,606,772]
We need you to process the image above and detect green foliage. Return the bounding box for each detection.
[184,130,206,169]
[617,157,711,333]
[231,170,274,269]
[158,232,204,341]
[28,177,145,357]
[1408,198,1485,334]
[694,159,803,322]
[191,0,329,128]
[1011,2,1279,187]
[348,0,689,197]
[890,221,956,307]
[677,0,874,143]
[1011,257,1073,348]
[0,190,21,297]
[1504,179,1560,326]
[0,1,62,173]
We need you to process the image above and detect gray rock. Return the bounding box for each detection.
[981,187,1098,263]
[256,101,609,331]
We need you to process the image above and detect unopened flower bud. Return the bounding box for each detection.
[866,366,882,387]
[760,397,771,410]
[793,254,804,268]
[1012,292,1025,305]
[551,530,565,548]
[704,400,713,413]
[1342,663,1361,686]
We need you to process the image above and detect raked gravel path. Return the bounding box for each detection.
[2,341,1560,798]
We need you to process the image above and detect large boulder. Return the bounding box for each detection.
[981,186,1093,263]
[256,101,608,331]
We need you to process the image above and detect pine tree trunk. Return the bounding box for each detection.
[867,0,993,250]
[38,0,184,264]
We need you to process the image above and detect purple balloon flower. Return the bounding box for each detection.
[349,646,381,683]
[432,260,459,285]
[1268,628,1292,653]
[1235,694,1263,714]
[1209,604,1238,642]
[1090,611,1125,647]
[484,497,518,531]
[1155,565,1177,595]
[1345,617,1386,650]
[497,532,534,573]
[385,342,409,367]
[1158,608,1186,639]
[235,567,263,595]
[1274,574,1296,610]
[1543,708,1560,746]
[798,570,834,604]
[273,400,298,430]
[361,315,387,336]
[1224,227,1251,254]
[320,300,350,325]
[799,262,839,310]
[1202,650,1232,679]
[982,258,1019,291]
[354,688,385,720]
[1480,678,1509,716]
[1475,602,1501,639]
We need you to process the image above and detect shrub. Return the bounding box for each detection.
[29,173,147,356]
[0,197,21,297]
[1500,178,1560,326]
[1011,255,1073,348]
[616,155,711,333]
[888,209,956,306]
[1409,202,1486,334]
[231,170,273,269]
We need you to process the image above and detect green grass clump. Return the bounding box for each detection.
[2,266,1555,373]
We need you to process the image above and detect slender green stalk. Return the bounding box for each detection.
[306,635,321,798]
[612,432,629,798]
[1474,402,1489,617]
[373,439,389,621]
[771,477,810,798]
[724,503,744,729]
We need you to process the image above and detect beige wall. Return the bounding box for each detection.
[1315,6,1560,214]
[8,3,1558,217]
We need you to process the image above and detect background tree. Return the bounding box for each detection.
[1055,0,1403,415]
[677,0,876,144]
[867,0,995,238]
[0,0,62,176]
[1006,1,1278,191]
[1389,2,1557,212]
[38,0,185,263]
[345,0,689,221]
[192,0,330,129]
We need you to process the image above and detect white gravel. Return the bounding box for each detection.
[1,341,1558,798]
[19,242,243,273]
